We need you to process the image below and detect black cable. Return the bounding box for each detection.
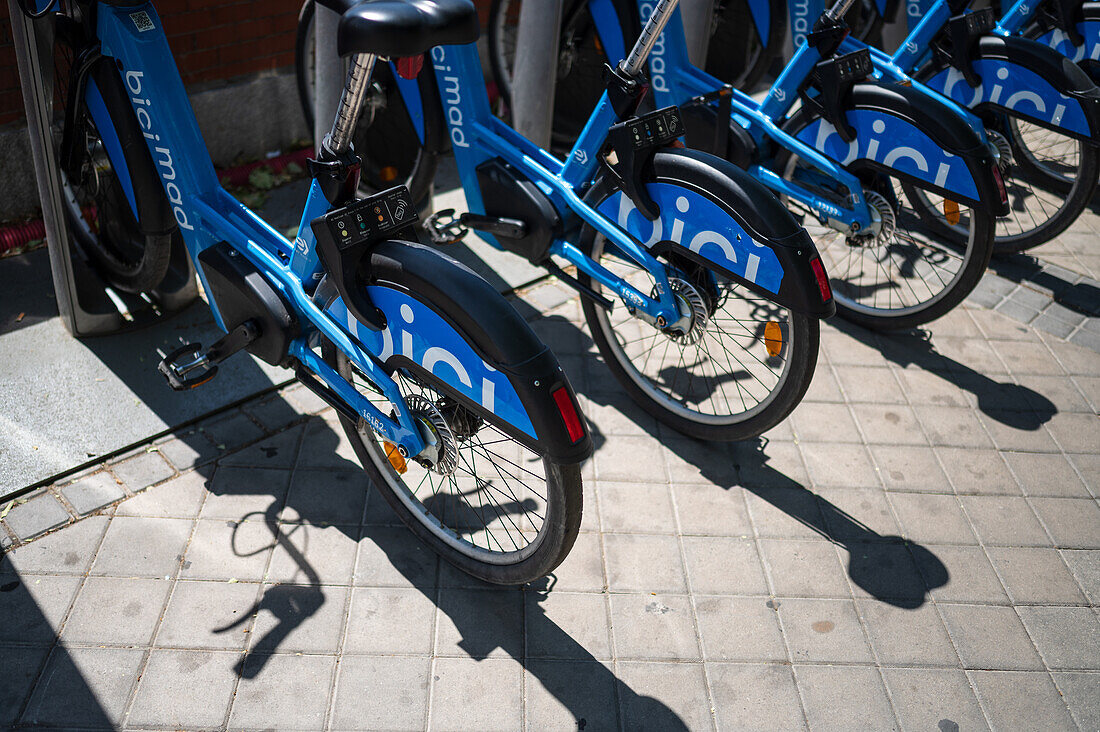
[17,0,56,19]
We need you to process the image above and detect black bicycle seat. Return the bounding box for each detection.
[315,0,479,58]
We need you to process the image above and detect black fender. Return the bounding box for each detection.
[340,240,593,464]
[790,80,1009,215]
[584,148,836,319]
[922,34,1100,144]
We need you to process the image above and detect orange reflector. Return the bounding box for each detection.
[552,387,586,443]
[764,322,784,357]
[383,441,407,474]
[380,166,399,182]
[943,199,960,226]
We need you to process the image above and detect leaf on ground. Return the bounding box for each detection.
[0,502,12,520]
[248,166,277,190]
[15,312,24,322]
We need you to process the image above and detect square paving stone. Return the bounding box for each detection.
[242,395,305,431]
[331,655,430,730]
[881,667,989,732]
[616,661,713,731]
[743,486,828,540]
[343,586,436,656]
[353,526,439,589]
[990,340,1066,376]
[800,442,881,488]
[593,435,668,483]
[247,584,347,655]
[921,545,1008,603]
[218,427,302,470]
[20,647,143,728]
[548,531,606,592]
[1045,412,1100,454]
[1053,672,1100,732]
[1029,497,1100,548]
[1068,452,1100,499]
[296,414,363,470]
[3,516,107,576]
[598,481,676,534]
[434,588,523,660]
[429,656,522,731]
[603,534,687,593]
[526,590,612,661]
[199,466,291,521]
[978,410,1061,453]
[127,649,239,729]
[525,659,619,730]
[681,536,768,595]
[778,597,873,663]
[4,493,70,541]
[671,483,753,537]
[281,469,369,526]
[888,493,977,545]
[60,473,125,516]
[790,402,862,444]
[960,496,1049,546]
[817,488,901,542]
[735,439,811,490]
[708,663,805,730]
[156,431,220,470]
[0,574,81,645]
[870,445,951,493]
[1016,375,1094,414]
[62,576,170,646]
[230,652,336,729]
[987,546,1086,604]
[663,438,743,488]
[915,406,993,448]
[0,645,49,726]
[156,579,260,650]
[759,538,849,598]
[115,471,208,519]
[694,595,786,662]
[851,404,927,446]
[610,593,700,661]
[939,604,1043,670]
[1003,452,1090,498]
[1017,606,1100,670]
[202,411,265,451]
[794,665,897,732]
[266,522,358,586]
[835,365,907,404]
[1061,549,1100,603]
[578,392,659,436]
[181,518,274,581]
[110,452,175,491]
[969,670,1076,730]
[937,448,1021,495]
[90,516,192,578]
[803,364,844,402]
[845,542,932,607]
[896,368,972,409]
[857,599,958,666]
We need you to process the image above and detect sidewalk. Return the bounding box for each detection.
[0,179,1097,729]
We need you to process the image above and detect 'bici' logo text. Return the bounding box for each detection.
[125,71,193,231]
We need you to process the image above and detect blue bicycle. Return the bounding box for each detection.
[37,0,595,584]
[1004,0,1099,82]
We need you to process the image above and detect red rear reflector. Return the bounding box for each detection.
[810,257,832,303]
[552,387,585,444]
[992,164,1007,206]
[396,56,423,80]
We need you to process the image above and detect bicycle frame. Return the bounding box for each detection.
[82,1,545,459]
[999,0,1100,67]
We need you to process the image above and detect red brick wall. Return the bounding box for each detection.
[0,1,494,128]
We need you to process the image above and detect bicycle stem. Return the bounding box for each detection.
[619,0,680,77]
[327,52,378,154]
[824,0,858,22]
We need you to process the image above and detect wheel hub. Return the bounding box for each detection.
[988,129,1014,173]
[405,394,459,476]
[663,277,711,346]
[848,189,896,247]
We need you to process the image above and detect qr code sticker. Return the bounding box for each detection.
[130,11,154,32]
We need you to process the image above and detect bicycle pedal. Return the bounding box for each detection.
[425,208,469,245]
[158,343,218,391]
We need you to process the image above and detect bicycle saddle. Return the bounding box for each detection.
[315,0,479,58]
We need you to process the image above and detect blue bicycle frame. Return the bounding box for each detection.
[80,1,553,460]
[999,0,1100,69]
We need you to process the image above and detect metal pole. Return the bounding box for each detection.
[680,0,713,68]
[511,0,563,148]
[313,3,344,153]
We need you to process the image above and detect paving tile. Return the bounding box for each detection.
[978,410,1061,453]
[1030,497,1100,548]
[939,604,1043,670]
[230,653,336,729]
[60,472,126,516]
[694,595,786,662]
[525,659,619,730]
[790,402,862,444]
[526,591,611,661]
[598,481,676,534]
[921,546,1008,604]
[294,415,360,470]
[1003,452,1090,498]
[181,518,274,581]
[548,531,605,592]
[778,597,873,663]
[202,411,265,451]
[343,587,436,656]
[851,404,927,446]
[127,649,239,729]
[1017,374,1094,414]
[199,466,291,520]
[896,367,973,408]
[857,599,958,666]
[593,435,668,483]
[0,645,49,726]
[817,487,902,542]
[845,541,936,608]
[800,442,881,488]
[429,656,522,731]
[1068,452,1100,499]
[609,593,700,661]
[681,536,768,595]
[734,439,810,490]
[803,363,844,402]
[616,661,713,730]
[90,516,193,578]
[331,655,430,730]
[0,575,81,645]
[156,431,220,471]
[671,482,753,537]
[744,486,828,540]
[266,522,358,586]
[969,670,1076,730]
[881,667,991,732]
[987,546,1086,604]
[758,538,849,598]
[20,647,144,728]
[959,496,1049,546]
[115,471,208,518]
[353,526,439,589]
[915,406,993,448]
[434,588,522,660]
[1017,606,1100,670]
[578,392,660,437]
[835,365,907,404]
[603,534,686,593]
[937,448,1021,495]
[62,576,170,646]
[1052,672,1100,732]
[990,340,1065,376]
[284,383,332,416]
[708,662,805,730]
[1044,412,1100,454]
[110,452,175,491]
[156,580,260,650]
[794,665,896,732]
[870,445,951,493]
[247,583,347,655]
[281,469,369,526]
[1061,549,1100,604]
[932,336,1009,374]
[4,493,70,540]
[888,493,977,545]
[218,427,302,470]
[241,394,305,431]
[3,516,107,575]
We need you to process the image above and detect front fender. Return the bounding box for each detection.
[923,34,1100,143]
[792,80,1008,215]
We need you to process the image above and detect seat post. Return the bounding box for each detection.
[326,52,378,155]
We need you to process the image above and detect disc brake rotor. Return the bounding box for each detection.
[988,129,1014,172]
[664,276,711,347]
[848,189,897,247]
[404,394,459,476]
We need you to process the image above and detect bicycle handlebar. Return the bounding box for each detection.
[620,0,681,77]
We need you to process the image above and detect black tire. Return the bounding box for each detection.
[319,247,583,584]
[776,107,995,331]
[53,22,172,294]
[295,0,438,204]
[576,169,819,442]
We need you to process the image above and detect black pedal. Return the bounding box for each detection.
[800,48,874,143]
[311,186,419,331]
[157,321,260,391]
[604,106,685,219]
[425,208,469,245]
